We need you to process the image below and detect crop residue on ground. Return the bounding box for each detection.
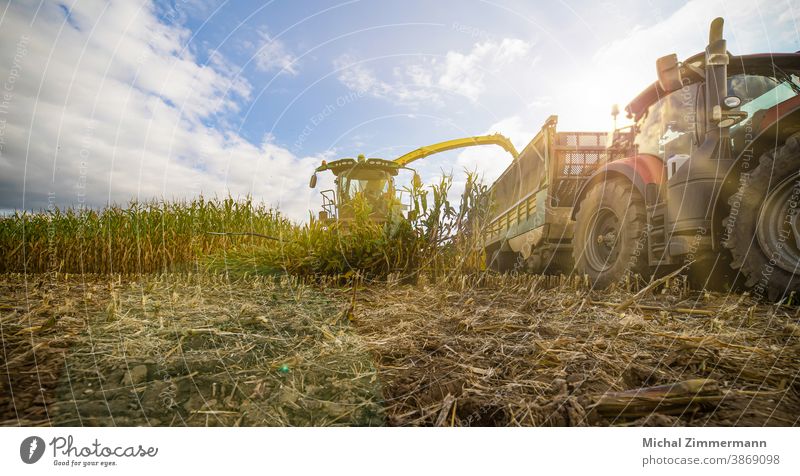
[2,272,798,426]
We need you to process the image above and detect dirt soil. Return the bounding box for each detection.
[2,272,799,426]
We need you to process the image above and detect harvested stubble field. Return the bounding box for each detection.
[1,273,384,426]
[2,272,799,427]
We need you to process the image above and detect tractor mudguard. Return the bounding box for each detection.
[571,154,665,219]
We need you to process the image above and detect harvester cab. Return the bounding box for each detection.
[309,134,519,224]
[309,155,412,223]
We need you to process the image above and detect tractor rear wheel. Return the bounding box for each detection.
[723,132,800,301]
[573,178,649,289]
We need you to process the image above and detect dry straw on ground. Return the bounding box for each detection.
[1,273,383,426]
[2,272,798,426]
[352,274,800,426]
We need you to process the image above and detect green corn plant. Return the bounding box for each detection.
[0,196,291,274]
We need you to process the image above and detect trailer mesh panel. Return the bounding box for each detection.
[553,132,622,207]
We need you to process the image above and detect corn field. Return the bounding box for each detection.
[216,173,492,279]
[0,196,292,274]
[0,174,491,277]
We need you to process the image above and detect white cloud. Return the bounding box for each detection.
[404,64,434,88]
[0,0,321,221]
[335,37,534,105]
[439,38,531,101]
[334,55,442,106]
[254,30,299,75]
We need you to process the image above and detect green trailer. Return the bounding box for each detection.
[483,115,623,273]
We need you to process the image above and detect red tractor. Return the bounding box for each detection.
[576,17,800,299]
[485,18,800,300]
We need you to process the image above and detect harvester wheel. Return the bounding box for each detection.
[487,247,519,273]
[723,132,800,301]
[573,178,648,289]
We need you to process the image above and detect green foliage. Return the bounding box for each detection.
[0,196,291,274]
[1,175,492,279]
[233,172,492,279]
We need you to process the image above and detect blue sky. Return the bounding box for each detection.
[0,0,798,219]
[160,0,684,153]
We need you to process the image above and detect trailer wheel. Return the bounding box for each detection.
[723,132,800,301]
[572,178,648,288]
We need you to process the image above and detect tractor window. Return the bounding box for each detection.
[634,83,700,161]
[728,74,780,101]
[729,73,799,133]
